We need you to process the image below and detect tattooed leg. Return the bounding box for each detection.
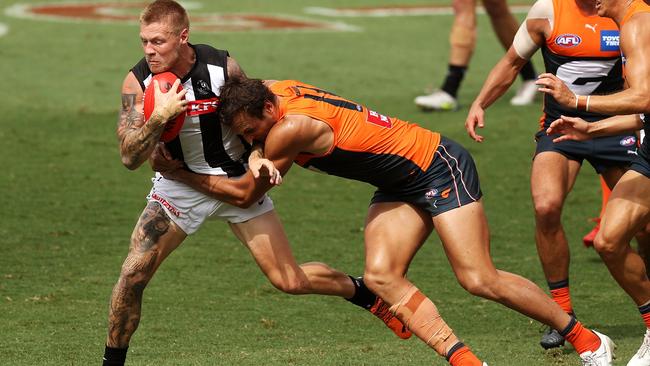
[106,201,186,348]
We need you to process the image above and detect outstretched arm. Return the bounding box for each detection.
[465,2,550,142]
[546,114,643,143]
[465,47,532,142]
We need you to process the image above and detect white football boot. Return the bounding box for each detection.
[579,331,615,366]
[510,79,539,106]
[414,90,458,111]
[628,329,650,366]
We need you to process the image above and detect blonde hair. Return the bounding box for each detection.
[140,0,189,35]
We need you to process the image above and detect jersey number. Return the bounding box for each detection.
[293,85,392,128]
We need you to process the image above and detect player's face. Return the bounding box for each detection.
[140,21,186,74]
[232,102,277,144]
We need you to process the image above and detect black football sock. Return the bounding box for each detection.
[345,276,376,310]
[440,64,467,98]
[519,60,537,81]
[103,345,128,366]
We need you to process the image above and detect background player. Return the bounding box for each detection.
[539,0,650,364]
[414,0,538,111]
[464,0,642,350]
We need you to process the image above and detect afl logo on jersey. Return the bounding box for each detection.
[425,189,438,200]
[619,136,637,147]
[555,34,581,47]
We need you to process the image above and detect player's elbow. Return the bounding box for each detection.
[232,195,256,209]
[121,156,141,170]
[221,187,256,208]
[222,178,263,208]
[641,98,650,113]
[632,88,650,113]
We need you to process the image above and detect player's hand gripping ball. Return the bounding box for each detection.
[143,72,186,142]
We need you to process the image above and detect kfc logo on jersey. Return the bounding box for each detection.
[555,34,581,47]
[600,30,620,52]
[187,97,220,116]
[619,136,637,147]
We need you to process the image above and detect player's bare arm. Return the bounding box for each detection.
[227,56,246,79]
[465,48,534,142]
[466,2,550,142]
[546,114,643,143]
[246,143,282,183]
[107,201,172,347]
[160,115,329,207]
[116,72,186,170]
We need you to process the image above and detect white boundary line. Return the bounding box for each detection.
[4,2,360,33]
[304,5,531,17]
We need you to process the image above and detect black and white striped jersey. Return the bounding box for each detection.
[131,44,248,177]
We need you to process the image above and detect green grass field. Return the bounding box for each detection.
[0,1,644,365]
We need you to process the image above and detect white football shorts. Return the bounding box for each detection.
[146,172,274,235]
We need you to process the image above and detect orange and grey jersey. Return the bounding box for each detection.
[540,0,623,128]
[270,80,441,190]
[131,44,248,177]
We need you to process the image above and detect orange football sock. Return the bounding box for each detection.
[548,280,574,315]
[447,343,483,366]
[561,319,600,354]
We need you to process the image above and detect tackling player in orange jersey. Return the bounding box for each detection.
[152,77,614,366]
[464,0,643,351]
[541,0,650,364]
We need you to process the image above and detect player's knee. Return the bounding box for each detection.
[118,255,157,291]
[533,200,562,227]
[457,271,499,299]
[593,232,622,258]
[362,268,396,295]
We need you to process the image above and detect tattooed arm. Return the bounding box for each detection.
[117,72,177,170]
[227,56,246,80]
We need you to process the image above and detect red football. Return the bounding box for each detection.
[143,72,186,143]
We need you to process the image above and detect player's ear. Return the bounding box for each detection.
[264,100,275,116]
[179,28,189,44]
